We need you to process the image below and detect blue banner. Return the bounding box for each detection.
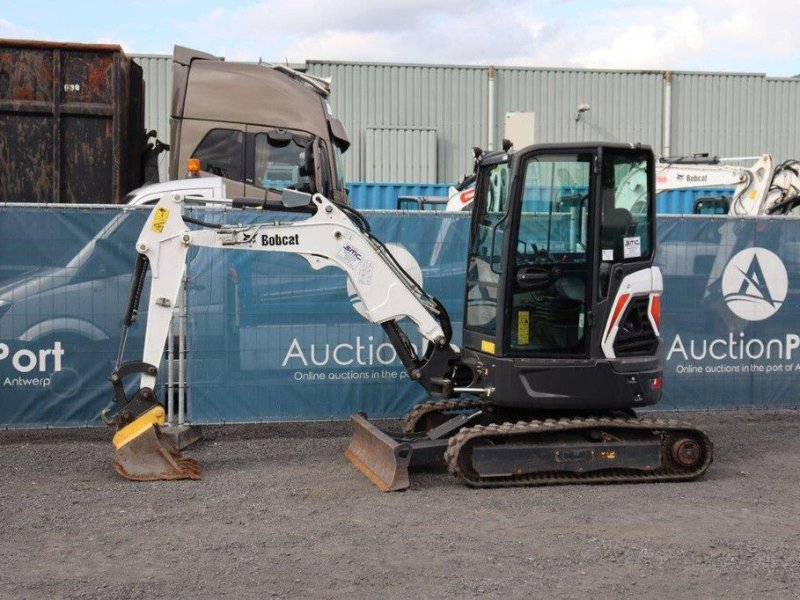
[656,216,800,408]
[1,205,799,427]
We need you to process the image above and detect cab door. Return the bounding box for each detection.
[462,158,511,355]
[501,149,594,357]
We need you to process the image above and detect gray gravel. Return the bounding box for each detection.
[2,410,800,599]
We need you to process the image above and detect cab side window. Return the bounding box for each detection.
[252,132,312,191]
[464,163,510,333]
[193,129,244,181]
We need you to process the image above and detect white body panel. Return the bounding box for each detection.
[134,192,450,390]
[125,176,227,206]
[601,267,662,360]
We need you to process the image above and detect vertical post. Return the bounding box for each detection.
[178,275,187,426]
[663,71,673,158]
[487,65,496,151]
[160,271,202,451]
[166,315,175,426]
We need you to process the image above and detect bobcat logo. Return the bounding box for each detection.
[721,248,788,321]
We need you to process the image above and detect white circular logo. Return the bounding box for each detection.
[721,247,788,321]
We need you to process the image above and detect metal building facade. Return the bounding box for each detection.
[494,68,664,151]
[132,54,172,182]
[306,61,488,184]
[363,126,438,182]
[132,53,800,186]
[670,72,800,162]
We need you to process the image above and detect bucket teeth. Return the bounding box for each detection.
[113,425,201,481]
[112,406,201,481]
[344,412,411,492]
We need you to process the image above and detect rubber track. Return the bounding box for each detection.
[444,416,713,488]
[401,399,490,434]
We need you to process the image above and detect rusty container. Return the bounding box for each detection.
[0,39,145,203]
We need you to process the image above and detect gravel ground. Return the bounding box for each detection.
[2,409,800,599]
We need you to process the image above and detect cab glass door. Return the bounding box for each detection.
[464,162,510,336]
[508,153,592,355]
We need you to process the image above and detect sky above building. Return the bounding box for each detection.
[2,0,798,75]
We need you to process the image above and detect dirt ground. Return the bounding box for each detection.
[2,409,800,599]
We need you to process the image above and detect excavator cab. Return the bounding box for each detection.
[462,143,661,411]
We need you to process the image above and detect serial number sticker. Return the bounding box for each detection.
[358,260,374,286]
[151,207,170,233]
[623,236,641,259]
[337,242,364,269]
[602,248,614,261]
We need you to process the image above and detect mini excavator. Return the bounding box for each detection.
[104,142,712,490]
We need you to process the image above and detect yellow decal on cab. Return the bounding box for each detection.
[517,310,530,346]
[481,339,496,355]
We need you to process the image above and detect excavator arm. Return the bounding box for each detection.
[104,189,471,481]
[653,154,800,216]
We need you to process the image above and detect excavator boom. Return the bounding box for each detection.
[105,189,470,481]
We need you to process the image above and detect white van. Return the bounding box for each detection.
[0,178,227,345]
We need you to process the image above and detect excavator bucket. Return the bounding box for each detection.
[344,412,412,492]
[112,406,200,481]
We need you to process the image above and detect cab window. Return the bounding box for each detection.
[464,162,510,333]
[600,153,653,263]
[192,128,244,181]
[252,132,312,191]
[508,153,591,355]
[597,151,653,298]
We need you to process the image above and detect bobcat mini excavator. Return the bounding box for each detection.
[104,142,712,490]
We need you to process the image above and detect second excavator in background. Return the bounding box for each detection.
[445,150,800,217]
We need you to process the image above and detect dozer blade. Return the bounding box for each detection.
[112,406,200,481]
[345,412,412,492]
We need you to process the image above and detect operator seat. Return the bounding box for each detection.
[601,206,633,260]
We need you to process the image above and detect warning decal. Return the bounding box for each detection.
[151,207,170,233]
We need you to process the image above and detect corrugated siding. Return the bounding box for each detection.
[133,55,800,187]
[364,127,437,182]
[495,68,664,150]
[133,55,172,182]
[670,73,800,163]
[306,62,488,184]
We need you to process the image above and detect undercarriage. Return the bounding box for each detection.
[346,400,712,491]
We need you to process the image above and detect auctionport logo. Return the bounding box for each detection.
[721,248,787,322]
